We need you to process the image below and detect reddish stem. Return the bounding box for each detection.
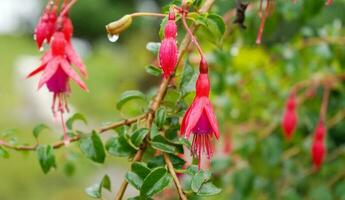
[256,0,270,44]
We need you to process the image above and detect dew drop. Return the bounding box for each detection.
[39,46,44,52]
[107,34,119,43]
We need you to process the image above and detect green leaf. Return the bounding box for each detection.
[106,136,136,157]
[79,131,106,163]
[207,14,225,37]
[33,124,50,138]
[116,90,147,110]
[132,162,151,179]
[131,128,149,147]
[146,42,161,54]
[151,142,176,154]
[150,123,159,139]
[191,170,211,193]
[145,65,162,77]
[66,113,87,130]
[186,165,199,175]
[159,17,168,39]
[140,167,172,197]
[126,171,143,190]
[155,107,167,128]
[196,182,222,196]
[179,61,197,96]
[36,145,56,174]
[85,175,111,198]
[0,147,9,159]
[128,196,153,200]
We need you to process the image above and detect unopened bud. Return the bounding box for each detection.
[106,15,133,36]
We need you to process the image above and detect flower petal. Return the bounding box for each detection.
[180,105,192,136]
[27,63,47,78]
[65,43,88,78]
[184,97,205,139]
[204,99,220,139]
[60,59,89,91]
[37,59,59,89]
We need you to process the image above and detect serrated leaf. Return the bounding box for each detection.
[85,175,111,198]
[191,170,211,193]
[36,145,56,174]
[196,182,221,196]
[126,171,143,190]
[106,136,136,157]
[132,162,151,179]
[131,128,149,147]
[146,42,161,54]
[33,124,50,138]
[116,90,147,110]
[140,167,172,197]
[79,131,106,163]
[155,107,167,128]
[66,113,87,130]
[145,65,162,77]
[0,147,9,159]
[151,142,176,154]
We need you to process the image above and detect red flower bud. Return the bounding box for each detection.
[282,93,297,140]
[326,0,333,5]
[159,11,178,78]
[311,121,326,169]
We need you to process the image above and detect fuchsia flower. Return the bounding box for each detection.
[311,121,326,169]
[180,59,220,169]
[28,0,88,144]
[159,11,178,78]
[282,92,298,140]
[326,0,333,5]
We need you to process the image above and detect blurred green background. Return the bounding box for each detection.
[0,0,345,199]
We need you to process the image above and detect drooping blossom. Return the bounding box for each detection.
[282,92,298,140]
[28,0,88,144]
[311,121,326,169]
[159,11,178,78]
[180,59,220,169]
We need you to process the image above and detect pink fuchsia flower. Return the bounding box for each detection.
[180,60,220,169]
[159,11,178,78]
[282,92,298,140]
[28,31,88,144]
[311,121,326,169]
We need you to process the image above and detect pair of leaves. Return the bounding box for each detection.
[36,145,56,174]
[85,175,111,199]
[184,165,222,196]
[126,163,172,198]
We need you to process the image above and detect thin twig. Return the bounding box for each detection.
[164,153,187,200]
[0,114,147,151]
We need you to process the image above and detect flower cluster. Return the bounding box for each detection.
[159,11,178,78]
[28,0,88,144]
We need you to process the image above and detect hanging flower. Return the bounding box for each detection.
[28,27,88,144]
[159,11,178,78]
[311,121,326,169]
[282,92,297,140]
[180,60,220,169]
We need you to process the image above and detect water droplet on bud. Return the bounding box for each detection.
[107,34,119,43]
